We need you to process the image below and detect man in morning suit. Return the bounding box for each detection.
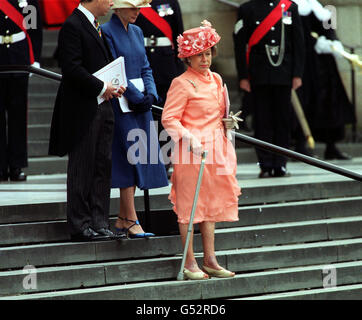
[48,0,126,242]
[0,0,42,182]
[233,0,305,178]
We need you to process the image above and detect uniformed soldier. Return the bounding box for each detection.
[0,0,42,181]
[233,0,305,178]
[134,0,185,176]
[292,0,354,160]
[134,0,184,105]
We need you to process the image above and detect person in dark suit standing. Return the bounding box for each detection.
[233,0,305,178]
[292,0,354,160]
[0,0,42,182]
[134,0,185,176]
[48,0,126,242]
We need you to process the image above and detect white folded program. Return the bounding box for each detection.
[144,36,172,47]
[0,31,26,45]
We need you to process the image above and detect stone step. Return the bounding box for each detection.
[2,260,362,300]
[28,109,53,125]
[1,177,360,223]
[42,42,57,59]
[28,125,50,141]
[29,93,56,109]
[28,79,59,96]
[1,194,362,245]
[24,157,67,176]
[43,30,59,44]
[239,283,362,300]
[28,141,49,157]
[1,238,361,296]
[2,216,362,270]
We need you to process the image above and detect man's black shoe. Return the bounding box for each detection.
[9,168,27,181]
[258,169,273,178]
[324,149,352,160]
[273,167,291,177]
[96,227,126,240]
[0,170,8,182]
[70,227,110,242]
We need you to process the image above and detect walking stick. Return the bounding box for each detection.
[177,150,208,281]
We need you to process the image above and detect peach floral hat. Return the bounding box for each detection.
[177,20,221,58]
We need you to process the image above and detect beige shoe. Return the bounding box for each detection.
[202,265,235,278]
[183,268,209,280]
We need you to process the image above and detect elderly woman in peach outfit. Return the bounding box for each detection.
[162,20,241,280]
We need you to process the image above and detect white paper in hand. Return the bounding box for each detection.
[118,78,145,113]
[93,56,127,105]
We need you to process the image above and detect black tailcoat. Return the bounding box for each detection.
[48,8,113,156]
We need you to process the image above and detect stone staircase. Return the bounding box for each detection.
[0,168,362,299]
[2,29,360,300]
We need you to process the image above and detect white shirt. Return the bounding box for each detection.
[77,4,107,99]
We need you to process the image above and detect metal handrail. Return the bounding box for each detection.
[1,65,361,182]
[216,0,238,8]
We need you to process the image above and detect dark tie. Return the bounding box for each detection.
[94,18,102,37]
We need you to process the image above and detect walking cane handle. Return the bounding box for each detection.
[201,150,208,160]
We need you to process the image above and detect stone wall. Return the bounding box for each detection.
[178,0,362,131]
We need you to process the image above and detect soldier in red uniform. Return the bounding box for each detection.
[39,0,78,28]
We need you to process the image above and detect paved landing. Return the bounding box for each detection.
[0,157,361,206]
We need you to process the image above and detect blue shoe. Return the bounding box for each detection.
[116,217,155,239]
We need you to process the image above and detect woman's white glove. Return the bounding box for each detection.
[189,135,203,156]
[222,111,243,140]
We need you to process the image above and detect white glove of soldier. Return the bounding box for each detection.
[29,61,40,77]
[314,35,334,55]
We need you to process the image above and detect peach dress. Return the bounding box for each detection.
[162,67,241,224]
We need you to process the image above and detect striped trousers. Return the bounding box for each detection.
[66,101,114,235]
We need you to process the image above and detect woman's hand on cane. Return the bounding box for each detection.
[189,136,203,157]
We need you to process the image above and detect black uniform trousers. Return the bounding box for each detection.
[252,84,292,170]
[0,75,29,172]
[66,101,114,235]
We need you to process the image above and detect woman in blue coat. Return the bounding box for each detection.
[102,0,168,238]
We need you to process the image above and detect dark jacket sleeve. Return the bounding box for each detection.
[57,20,104,98]
[27,0,43,62]
[233,4,249,81]
[173,0,185,74]
[291,4,305,78]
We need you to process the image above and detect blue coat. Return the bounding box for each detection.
[102,14,168,189]
[103,14,158,104]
